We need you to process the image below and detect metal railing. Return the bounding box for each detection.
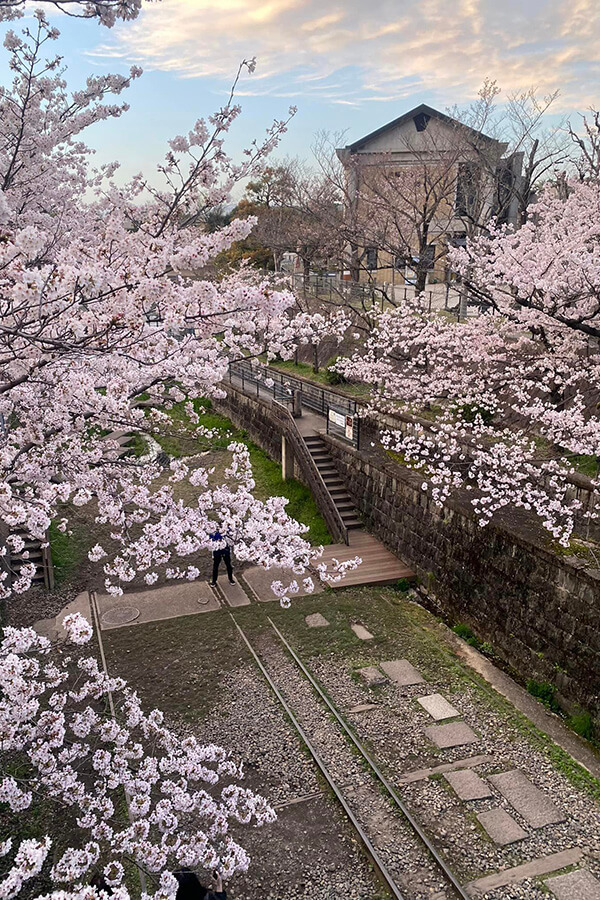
[229,360,360,449]
[270,400,349,545]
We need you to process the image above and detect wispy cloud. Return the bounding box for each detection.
[88,0,600,110]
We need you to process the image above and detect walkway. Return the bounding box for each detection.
[228,364,414,587]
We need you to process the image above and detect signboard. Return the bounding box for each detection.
[345,415,354,440]
[328,409,345,428]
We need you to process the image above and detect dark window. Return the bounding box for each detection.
[423,244,436,271]
[455,162,479,217]
[394,255,407,270]
[366,247,378,270]
[413,112,431,132]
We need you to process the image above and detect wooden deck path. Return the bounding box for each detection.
[318,530,414,588]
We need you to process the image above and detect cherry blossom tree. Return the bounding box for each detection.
[0,613,275,900]
[336,133,600,546]
[0,14,361,600]
[0,0,144,27]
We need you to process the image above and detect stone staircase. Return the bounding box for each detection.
[9,527,53,590]
[304,435,362,532]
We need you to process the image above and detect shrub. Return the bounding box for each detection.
[394,578,413,593]
[569,710,596,741]
[458,403,494,426]
[527,679,560,713]
[452,623,481,648]
[324,355,346,385]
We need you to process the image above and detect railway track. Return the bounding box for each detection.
[231,612,471,900]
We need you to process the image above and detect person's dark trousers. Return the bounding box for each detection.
[211,547,233,583]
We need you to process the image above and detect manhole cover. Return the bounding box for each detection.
[101,606,140,626]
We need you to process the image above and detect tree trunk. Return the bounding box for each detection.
[312,342,319,374]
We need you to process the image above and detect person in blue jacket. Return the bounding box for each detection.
[208,530,235,587]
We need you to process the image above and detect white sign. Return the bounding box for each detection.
[328,409,345,428]
[345,415,354,440]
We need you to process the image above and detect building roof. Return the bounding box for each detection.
[344,103,503,154]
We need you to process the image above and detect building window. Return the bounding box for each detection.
[423,244,436,271]
[413,112,431,132]
[394,255,407,270]
[455,162,479,217]
[366,247,378,270]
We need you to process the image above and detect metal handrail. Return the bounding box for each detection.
[270,400,349,545]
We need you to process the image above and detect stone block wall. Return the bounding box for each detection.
[323,432,600,717]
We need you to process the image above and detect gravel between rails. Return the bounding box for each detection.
[188,664,385,900]
[306,655,600,899]
[252,630,461,900]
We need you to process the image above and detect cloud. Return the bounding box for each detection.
[88,0,600,110]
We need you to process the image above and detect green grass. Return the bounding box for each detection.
[156,398,331,545]
[268,359,371,399]
[527,679,561,714]
[48,520,89,585]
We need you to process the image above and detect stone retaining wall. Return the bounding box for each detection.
[217,383,600,718]
[322,432,600,718]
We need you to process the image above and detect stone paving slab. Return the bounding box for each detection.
[34,592,93,642]
[417,693,460,720]
[397,754,495,785]
[242,566,324,602]
[489,769,566,828]
[380,659,425,685]
[444,769,493,800]
[305,613,330,628]
[357,666,388,686]
[476,808,527,845]
[95,583,219,629]
[351,623,374,640]
[425,721,480,749]
[215,579,250,607]
[546,869,600,900]
[466,848,584,898]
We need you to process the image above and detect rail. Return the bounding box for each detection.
[230,614,406,900]
[267,617,470,900]
[270,400,349,545]
[231,613,468,900]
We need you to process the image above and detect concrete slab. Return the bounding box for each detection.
[242,566,324,602]
[305,613,329,628]
[489,770,566,828]
[351,623,374,640]
[380,659,425,686]
[397,755,495,785]
[357,666,388,686]
[217,579,251,607]
[95,582,220,630]
[417,693,460,721]
[477,808,527,846]
[444,769,493,801]
[546,869,600,900]
[425,722,480,749]
[34,592,93,642]
[466,848,584,898]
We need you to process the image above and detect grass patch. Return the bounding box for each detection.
[48,519,90,585]
[156,399,330,545]
[268,359,371,399]
[568,710,596,741]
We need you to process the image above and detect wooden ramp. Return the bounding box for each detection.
[319,531,414,588]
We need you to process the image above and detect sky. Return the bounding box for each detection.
[3,0,600,187]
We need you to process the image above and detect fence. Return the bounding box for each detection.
[290,272,488,319]
[228,360,361,450]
